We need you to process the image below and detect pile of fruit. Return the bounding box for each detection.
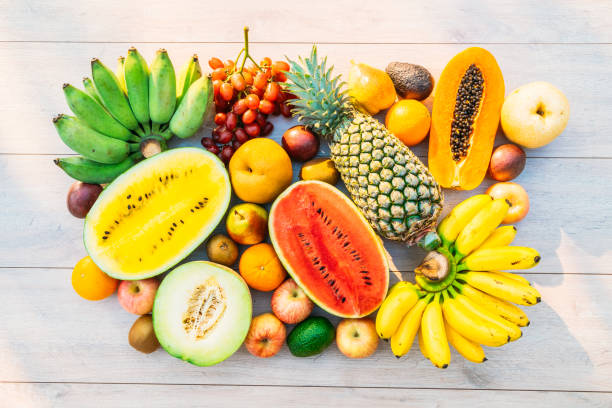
[56,28,570,368]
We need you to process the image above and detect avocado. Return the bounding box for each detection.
[287,316,335,357]
[385,62,434,101]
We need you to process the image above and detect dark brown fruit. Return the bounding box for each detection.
[128,315,160,354]
[206,234,239,266]
[385,62,434,101]
[281,125,319,162]
[67,182,103,218]
[488,144,526,181]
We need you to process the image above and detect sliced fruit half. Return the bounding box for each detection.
[153,261,252,366]
[269,180,389,318]
[84,148,231,280]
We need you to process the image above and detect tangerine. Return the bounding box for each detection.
[71,256,118,301]
[385,99,431,147]
[239,243,287,291]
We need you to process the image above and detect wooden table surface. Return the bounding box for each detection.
[2,1,612,406]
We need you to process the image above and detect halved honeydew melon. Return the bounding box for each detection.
[153,261,252,366]
[84,148,231,280]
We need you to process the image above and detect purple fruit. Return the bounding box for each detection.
[67,182,103,218]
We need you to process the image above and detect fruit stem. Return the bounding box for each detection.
[415,251,449,282]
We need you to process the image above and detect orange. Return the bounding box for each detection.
[71,256,118,301]
[229,138,293,204]
[385,99,431,147]
[239,243,287,291]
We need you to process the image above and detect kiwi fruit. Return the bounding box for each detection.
[206,234,239,266]
[128,315,160,354]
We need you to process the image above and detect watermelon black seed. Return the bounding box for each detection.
[173,223,177,227]
[341,297,346,303]
[364,281,372,286]
[191,209,194,213]
[127,194,131,199]
[127,205,131,210]
[104,231,109,235]
[138,196,142,201]
[102,236,107,240]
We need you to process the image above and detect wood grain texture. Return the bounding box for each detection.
[1,269,611,392]
[2,383,611,408]
[3,0,612,405]
[1,154,610,275]
[1,0,611,43]
[1,42,609,157]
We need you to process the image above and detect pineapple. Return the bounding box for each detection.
[285,47,443,246]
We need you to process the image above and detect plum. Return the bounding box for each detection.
[67,182,103,218]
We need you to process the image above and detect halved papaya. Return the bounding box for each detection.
[429,47,504,190]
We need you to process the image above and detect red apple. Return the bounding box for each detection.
[486,182,530,224]
[225,203,268,245]
[281,125,319,161]
[488,144,526,181]
[271,279,314,324]
[336,318,379,359]
[117,278,160,315]
[244,313,286,358]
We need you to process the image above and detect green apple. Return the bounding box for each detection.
[225,203,268,245]
[501,81,569,149]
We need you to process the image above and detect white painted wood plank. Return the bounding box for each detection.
[0,42,608,157]
[2,0,611,43]
[2,383,611,408]
[0,269,611,391]
[0,154,609,274]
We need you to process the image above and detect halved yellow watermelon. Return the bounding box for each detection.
[84,148,231,280]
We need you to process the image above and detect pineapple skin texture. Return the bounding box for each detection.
[330,113,443,244]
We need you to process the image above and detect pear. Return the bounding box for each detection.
[348,61,396,115]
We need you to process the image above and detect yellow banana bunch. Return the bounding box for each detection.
[376,193,543,367]
[376,282,419,339]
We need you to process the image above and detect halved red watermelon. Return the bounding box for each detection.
[269,180,389,317]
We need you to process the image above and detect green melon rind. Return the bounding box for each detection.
[83,147,231,280]
[268,180,389,318]
[152,261,252,367]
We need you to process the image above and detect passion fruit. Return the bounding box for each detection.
[67,181,103,218]
[128,315,160,354]
[281,126,319,162]
[488,144,526,181]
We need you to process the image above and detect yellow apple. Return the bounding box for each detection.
[501,81,569,148]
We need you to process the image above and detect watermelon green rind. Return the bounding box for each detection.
[83,147,231,280]
[269,180,389,318]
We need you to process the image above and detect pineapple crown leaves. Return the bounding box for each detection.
[285,46,352,136]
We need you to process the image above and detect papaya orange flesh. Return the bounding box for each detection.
[429,47,504,190]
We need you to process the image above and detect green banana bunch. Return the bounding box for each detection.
[377,193,542,367]
[54,154,141,184]
[124,47,151,133]
[54,48,213,184]
[176,54,202,106]
[149,49,176,130]
[170,76,213,139]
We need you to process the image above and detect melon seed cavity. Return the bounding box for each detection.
[183,278,226,341]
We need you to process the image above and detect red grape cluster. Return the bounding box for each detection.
[202,56,294,163]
